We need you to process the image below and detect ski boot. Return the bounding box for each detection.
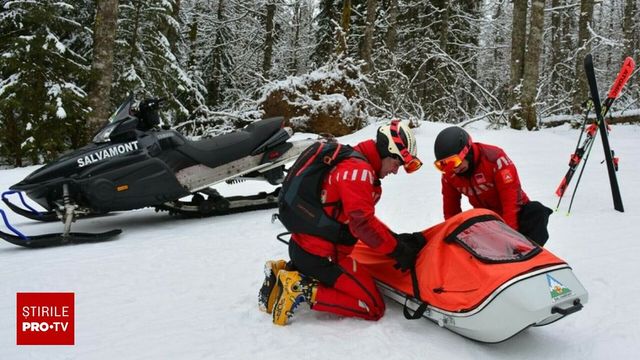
[258,259,288,313]
[272,270,317,326]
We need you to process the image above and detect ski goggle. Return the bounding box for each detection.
[389,120,423,173]
[434,143,470,173]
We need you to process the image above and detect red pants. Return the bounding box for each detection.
[311,256,385,320]
[289,239,385,320]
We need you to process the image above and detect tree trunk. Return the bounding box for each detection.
[385,0,398,52]
[573,0,594,113]
[166,0,181,55]
[508,0,528,129]
[262,2,276,78]
[187,2,200,69]
[549,0,562,97]
[622,0,636,59]
[520,0,546,130]
[207,0,226,107]
[289,1,301,75]
[87,0,119,137]
[128,1,142,66]
[336,0,351,56]
[360,0,377,73]
[438,0,450,53]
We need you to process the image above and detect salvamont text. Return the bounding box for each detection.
[77,141,139,168]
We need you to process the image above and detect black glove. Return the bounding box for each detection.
[395,232,427,252]
[389,241,416,272]
[388,232,427,272]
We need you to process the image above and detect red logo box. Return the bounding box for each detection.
[16,292,74,345]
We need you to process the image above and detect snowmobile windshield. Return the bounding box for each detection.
[446,215,541,263]
[92,96,135,143]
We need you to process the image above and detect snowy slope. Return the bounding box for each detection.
[2,121,640,359]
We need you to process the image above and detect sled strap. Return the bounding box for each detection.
[402,266,428,320]
[276,232,291,245]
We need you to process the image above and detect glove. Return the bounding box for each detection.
[395,232,427,252]
[388,232,427,272]
[389,241,417,272]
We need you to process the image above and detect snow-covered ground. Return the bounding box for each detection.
[1,121,640,359]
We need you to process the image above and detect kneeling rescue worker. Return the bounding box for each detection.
[259,120,426,325]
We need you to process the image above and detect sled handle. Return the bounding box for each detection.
[403,298,428,320]
[551,299,583,316]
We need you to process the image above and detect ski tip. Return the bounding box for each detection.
[624,56,636,70]
[584,53,593,63]
[607,56,636,99]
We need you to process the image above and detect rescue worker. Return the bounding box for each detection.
[259,120,425,325]
[433,126,552,246]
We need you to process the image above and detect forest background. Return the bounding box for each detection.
[0,0,638,166]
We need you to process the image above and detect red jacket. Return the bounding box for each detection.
[441,142,529,230]
[292,140,398,259]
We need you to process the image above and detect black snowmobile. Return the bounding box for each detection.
[0,96,314,248]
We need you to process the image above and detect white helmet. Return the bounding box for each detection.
[376,120,421,173]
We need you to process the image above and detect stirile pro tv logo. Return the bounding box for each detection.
[16,292,75,345]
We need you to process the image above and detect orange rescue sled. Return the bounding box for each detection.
[351,208,588,343]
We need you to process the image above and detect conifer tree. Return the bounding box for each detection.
[0,0,90,165]
[112,0,204,124]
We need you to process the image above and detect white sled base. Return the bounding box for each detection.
[380,264,588,343]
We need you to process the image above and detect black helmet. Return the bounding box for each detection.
[433,126,471,161]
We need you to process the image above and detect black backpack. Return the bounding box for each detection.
[278,141,366,245]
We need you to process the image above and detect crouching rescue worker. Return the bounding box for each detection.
[258,120,426,325]
[433,126,553,246]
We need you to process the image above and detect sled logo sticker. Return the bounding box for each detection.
[546,274,572,302]
[77,141,139,168]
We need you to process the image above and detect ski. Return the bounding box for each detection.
[583,54,634,212]
[555,55,635,210]
[0,229,122,248]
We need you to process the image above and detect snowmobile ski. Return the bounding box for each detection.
[0,228,122,248]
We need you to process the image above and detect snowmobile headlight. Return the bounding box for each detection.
[92,123,118,143]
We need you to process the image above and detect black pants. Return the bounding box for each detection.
[289,240,343,287]
[518,201,553,246]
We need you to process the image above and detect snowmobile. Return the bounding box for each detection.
[0,96,314,248]
[350,208,588,343]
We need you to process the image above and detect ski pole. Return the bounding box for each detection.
[565,129,598,214]
[555,102,592,210]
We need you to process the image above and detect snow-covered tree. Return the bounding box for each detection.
[112,0,205,125]
[0,0,90,166]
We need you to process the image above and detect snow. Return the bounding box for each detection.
[2,121,640,358]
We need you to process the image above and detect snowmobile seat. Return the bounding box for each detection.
[177,117,283,168]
